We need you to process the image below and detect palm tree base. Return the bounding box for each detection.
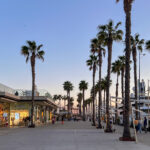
[97,126,103,129]
[28,124,35,128]
[97,124,103,129]
[82,117,86,121]
[119,137,135,141]
[92,123,96,126]
[104,128,113,133]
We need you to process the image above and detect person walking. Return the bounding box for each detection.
[138,119,142,133]
[61,116,64,125]
[52,116,55,124]
[144,117,148,133]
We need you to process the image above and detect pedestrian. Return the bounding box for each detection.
[52,116,55,124]
[144,117,148,133]
[134,119,138,131]
[61,116,64,125]
[137,119,142,133]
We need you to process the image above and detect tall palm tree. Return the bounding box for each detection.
[91,37,106,129]
[86,54,98,126]
[112,60,121,124]
[77,93,82,116]
[98,20,123,132]
[79,81,88,121]
[63,81,73,117]
[21,41,45,127]
[116,0,135,140]
[131,34,144,120]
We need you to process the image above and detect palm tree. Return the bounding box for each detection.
[77,93,82,116]
[131,34,144,120]
[112,60,121,124]
[116,0,135,140]
[21,41,45,127]
[63,81,73,118]
[79,81,88,121]
[86,54,98,126]
[98,20,123,132]
[91,37,106,128]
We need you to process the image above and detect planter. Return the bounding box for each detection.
[119,137,135,141]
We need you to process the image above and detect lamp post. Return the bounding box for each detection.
[138,52,146,119]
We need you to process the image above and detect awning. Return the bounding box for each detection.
[0,92,19,102]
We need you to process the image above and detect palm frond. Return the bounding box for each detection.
[26,40,36,52]
[36,50,45,61]
[21,46,29,55]
[79,80,88,91]
[37,44,43,51]
[115,22,122,30]
[146,40,150,50]
[98,25,106,31]
[26,56,29,63]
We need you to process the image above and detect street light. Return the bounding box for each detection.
[138,52,146,119]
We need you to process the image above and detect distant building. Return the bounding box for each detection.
[119,79,150,121]
[132,79,146,97]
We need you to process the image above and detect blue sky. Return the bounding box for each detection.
[0,0,150,102]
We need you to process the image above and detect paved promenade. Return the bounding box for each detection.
[0,121,150,150]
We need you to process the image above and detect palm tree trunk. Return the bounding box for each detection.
[121,68,125,126]
[83,90,85,121]
[132,47,138,120]
[121,69,125,103]
[115,73,119,124]
[31,56,35,127]
[104,90,106,121]
[123,4,132,138]
[98,49,102,128]
[67,92,70,118]
[92,65,96,126]
[64,99,65,110]
[105,39,113,132]
[59,99,61,110]
[79,102,82,116]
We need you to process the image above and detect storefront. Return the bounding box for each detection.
[0,92,17,127]
[0,92,58,127]
[10,102,30,126]
[0,103,10,126]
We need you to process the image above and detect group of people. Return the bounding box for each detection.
[52,115,65,125]
[135,117,148,133]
